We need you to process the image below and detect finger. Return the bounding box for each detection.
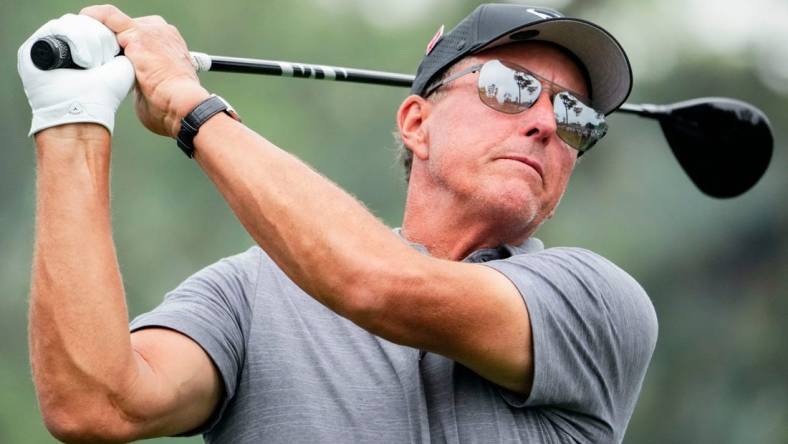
[80,4,135,35]
[115,28,137,51]
[27,18,58,41]
[49,14,119,68]
[97,55,135,98]
[18,18,58,73]
[135,15,168,25]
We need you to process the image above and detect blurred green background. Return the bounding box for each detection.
[2,0,786,442]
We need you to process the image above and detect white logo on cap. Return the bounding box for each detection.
[526,8,560,20]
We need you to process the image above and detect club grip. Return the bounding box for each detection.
[30,36,80,70]
[30,36,205,72]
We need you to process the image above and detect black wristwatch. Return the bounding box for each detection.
[176,94,241,158]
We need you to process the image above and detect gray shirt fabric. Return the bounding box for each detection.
[130,235,657,443]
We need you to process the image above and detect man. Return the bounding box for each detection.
[20,3,657,443]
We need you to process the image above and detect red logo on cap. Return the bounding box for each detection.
[425,25,444,55]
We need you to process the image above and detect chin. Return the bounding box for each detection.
[476,182,543,230]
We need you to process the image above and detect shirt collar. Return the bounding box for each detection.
[392,227,543,263]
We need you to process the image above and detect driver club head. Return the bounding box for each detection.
[658,98,773,198]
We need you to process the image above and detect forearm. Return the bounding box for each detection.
[193,114,420,316]
[189,116,532,393]
[30,124,135,427]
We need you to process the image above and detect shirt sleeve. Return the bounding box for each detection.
[129,246,262,435]
[483,247,658,443]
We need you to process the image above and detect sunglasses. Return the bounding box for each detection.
[424,59,608,152]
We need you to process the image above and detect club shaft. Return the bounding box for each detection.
[195,54,670,116]
[193,53,415,88]
[617,103,665,117]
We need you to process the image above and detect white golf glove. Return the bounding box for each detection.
[17,14,135,136]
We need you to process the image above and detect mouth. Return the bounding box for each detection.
[498,155,544,180]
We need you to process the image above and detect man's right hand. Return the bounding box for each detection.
[80,5,211,139]
[17,13,134,136]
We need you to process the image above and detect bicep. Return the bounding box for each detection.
[369,259,534,394]
[119,328,223,439]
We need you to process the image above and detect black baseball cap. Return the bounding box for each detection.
[411,4,632,115]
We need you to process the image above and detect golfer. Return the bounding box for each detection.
[20,3,657,443]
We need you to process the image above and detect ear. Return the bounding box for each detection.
[396,95,431,161]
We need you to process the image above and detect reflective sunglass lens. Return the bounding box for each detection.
[478,60,541,114]
[553,92,607,151]
[473,61,607,152]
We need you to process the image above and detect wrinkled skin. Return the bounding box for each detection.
[399,42,588,257]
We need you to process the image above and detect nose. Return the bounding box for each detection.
[519,93,557,143]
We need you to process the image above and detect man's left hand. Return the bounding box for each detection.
[81,5,210,138]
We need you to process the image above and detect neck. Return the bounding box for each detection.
[401,185,534,261]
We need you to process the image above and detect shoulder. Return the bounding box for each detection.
[544,246,656,327]
[508,245,656,344]
[215,245,266,273]
[484,245,659,437]
[494,246,657,332]
[186,246,266,290]
[137,246,267,327]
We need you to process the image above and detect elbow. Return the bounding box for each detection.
[40,401,134,444]
[42,408,92,444]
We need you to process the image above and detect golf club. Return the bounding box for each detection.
[32,37,774,198]
[617,100,773,199]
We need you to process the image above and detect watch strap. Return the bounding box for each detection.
[176,94,239,158]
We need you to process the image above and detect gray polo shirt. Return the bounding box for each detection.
[130,234,657,443]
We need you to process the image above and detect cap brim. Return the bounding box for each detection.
[477,18,632,115]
